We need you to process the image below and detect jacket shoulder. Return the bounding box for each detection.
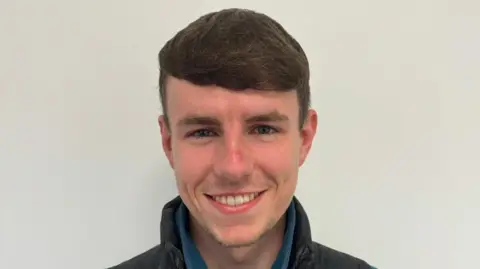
[107,244,164,269]
[302,242,373,269]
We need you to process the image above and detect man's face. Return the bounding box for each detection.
[159,77,317,247]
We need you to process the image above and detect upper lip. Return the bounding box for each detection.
[206,191,265,196]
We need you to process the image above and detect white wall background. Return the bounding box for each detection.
[1,0,479,268]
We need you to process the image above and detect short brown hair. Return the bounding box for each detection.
[158,8,310,128]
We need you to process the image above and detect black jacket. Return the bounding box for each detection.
[108,196,373,269]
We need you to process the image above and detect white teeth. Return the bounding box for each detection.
[212,192,260,207]
[227,196,235,206]
[235,195,244,204]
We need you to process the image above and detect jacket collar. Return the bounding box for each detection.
[159,196,183,247]
[159,196,313,266]
[287,196,313,267]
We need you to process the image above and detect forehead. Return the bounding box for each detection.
[165,77,299,122]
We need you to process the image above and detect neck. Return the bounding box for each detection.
[191,217,286,269]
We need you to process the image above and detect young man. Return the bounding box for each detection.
[109,8,374,269]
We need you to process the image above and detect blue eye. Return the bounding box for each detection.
[252,125,277,135]
[188,129,216,138]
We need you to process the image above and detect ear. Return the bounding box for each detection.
[158,115,174,168]
[299,109,318,167]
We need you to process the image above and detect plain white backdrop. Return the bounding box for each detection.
[1,0,479,268]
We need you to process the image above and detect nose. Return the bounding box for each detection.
[213,131,253,181]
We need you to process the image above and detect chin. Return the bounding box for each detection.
[216,236,260,248]
[212,225,263,248]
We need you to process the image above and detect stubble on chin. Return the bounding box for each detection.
[206,216,280,248]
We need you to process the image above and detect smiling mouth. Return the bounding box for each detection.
[205,191,265,207]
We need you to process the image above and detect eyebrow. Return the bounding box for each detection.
[177,116,221,127]
[176,110,289,127]
[245,111,289,124]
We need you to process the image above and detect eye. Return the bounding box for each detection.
[251,125,278,135]
[187,129,217,138]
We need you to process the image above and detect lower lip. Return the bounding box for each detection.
[207,193,264,215]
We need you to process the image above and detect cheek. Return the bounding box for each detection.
[256,139,300,180]
[172,142,212,189]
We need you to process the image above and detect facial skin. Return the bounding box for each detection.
[159,77,317,265]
